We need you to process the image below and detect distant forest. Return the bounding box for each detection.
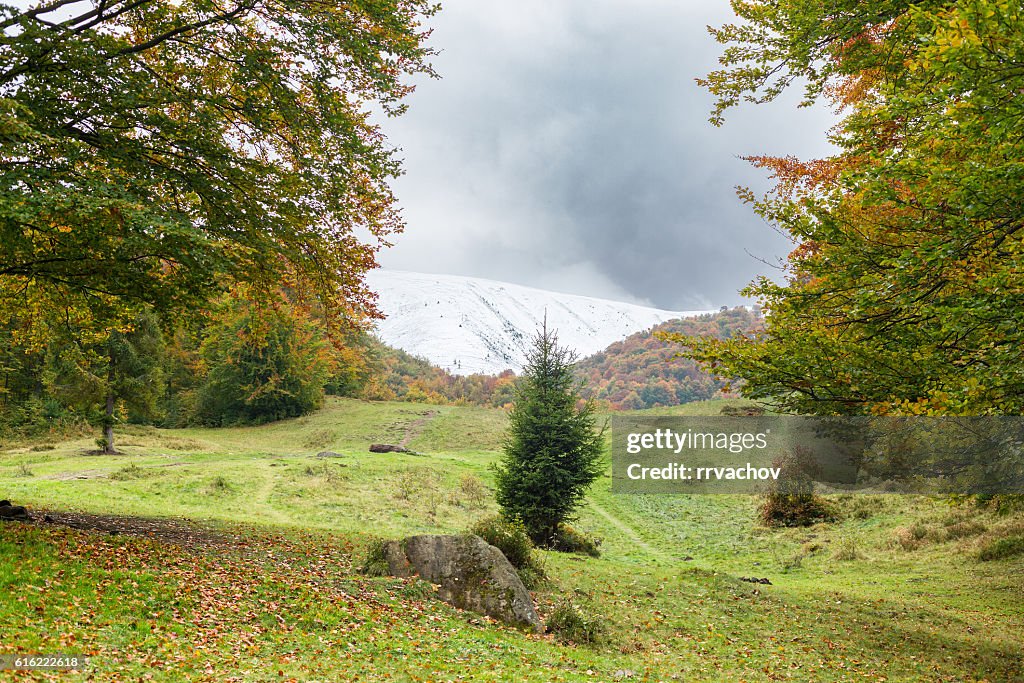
[0,304,757,440]
[356,307,762,410]
[574,308,761,409]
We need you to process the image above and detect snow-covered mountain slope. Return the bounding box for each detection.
[365,270,712,375]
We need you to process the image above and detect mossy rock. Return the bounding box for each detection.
[382,534,542,632]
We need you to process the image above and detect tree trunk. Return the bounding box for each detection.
[103,394,116,454]
[102,346,117,454]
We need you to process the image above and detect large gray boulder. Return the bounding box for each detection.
[382,534,542,633]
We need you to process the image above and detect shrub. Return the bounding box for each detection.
[459,473,489,509]
[470,516,546,589]
[758,447,835,527]
[206,475,232,494]
[944,520,987,540]
[359,538,392,577]
[546,600,606,646]
[394,466,439,501]
[893,527,922,551]
[977,536,1024,562]
[551,524,601,557]
[393,468,419,500]
[832,538,860,561]
[471,516,533,568]
[759,491,834,527]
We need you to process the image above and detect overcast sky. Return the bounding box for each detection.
[377,0,837,310]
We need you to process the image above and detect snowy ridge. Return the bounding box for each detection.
[366,270,712,375]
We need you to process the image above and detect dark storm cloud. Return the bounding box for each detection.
[378,0,837,309]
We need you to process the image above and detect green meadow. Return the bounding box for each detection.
[2,398,1022,682]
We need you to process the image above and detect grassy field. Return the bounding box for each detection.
[1,397,1023,681]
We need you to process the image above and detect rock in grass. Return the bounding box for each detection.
[0,500,29,521]
[369,444,410,453]
[739,576,772,585]
[382,534,543,633]
[316,451,347,458]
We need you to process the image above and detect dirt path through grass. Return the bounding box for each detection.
[30,509,240,553]
[254,464,291,525]
[586,499,670,562]
[398,409,439,449]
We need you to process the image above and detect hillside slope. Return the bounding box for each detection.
[574,307,762,409]
[366,270,710,375]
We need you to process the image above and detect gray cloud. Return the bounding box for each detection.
[377,0,837,309]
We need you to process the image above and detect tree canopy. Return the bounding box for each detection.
[0,0,437,337]
[677,1,1024,416]
[195,289,332,426]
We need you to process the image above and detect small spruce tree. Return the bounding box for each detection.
[494,320,605,547]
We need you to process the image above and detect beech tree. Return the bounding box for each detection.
[494,322,605,547]
[195,289,332,425]
[0,0,437,336]
[672,1,1024,416]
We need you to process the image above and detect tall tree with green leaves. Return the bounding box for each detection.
[494,322,605,547]
[0,0,437,343]
[195,289,332,426]
[671,1,1024,416]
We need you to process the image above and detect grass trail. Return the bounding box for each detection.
[584,498,667,562]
